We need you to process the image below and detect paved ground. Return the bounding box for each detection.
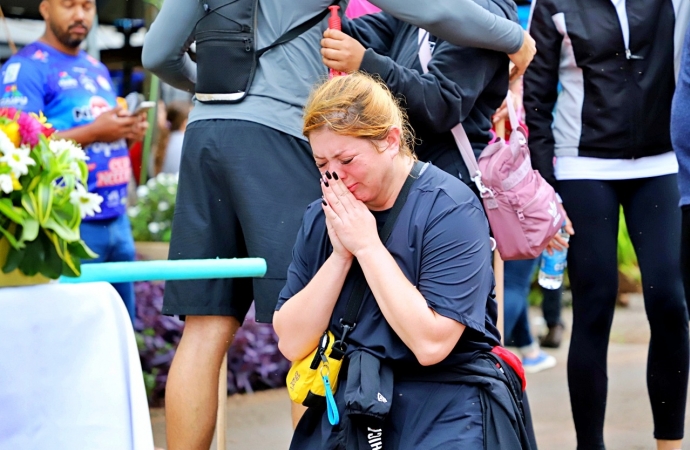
[150,293,690,449]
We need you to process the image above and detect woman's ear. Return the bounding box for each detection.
[384,127,401,157]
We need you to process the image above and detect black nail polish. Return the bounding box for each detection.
[322,199,328,206]
[324,180,329,187]
[325,171,332,180]
[332,172,339,180]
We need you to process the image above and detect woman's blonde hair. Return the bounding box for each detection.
[303,72,415,158]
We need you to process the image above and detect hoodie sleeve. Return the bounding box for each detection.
[523,0,562,189]
[369,0,523,53]
[341,13,398,56]
[360,38,507,134]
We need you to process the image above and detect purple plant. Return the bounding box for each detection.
[133,280,290,405]
[226,307,292,395]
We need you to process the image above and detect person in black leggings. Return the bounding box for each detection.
[525,0,689,448]
[559,177,689,447]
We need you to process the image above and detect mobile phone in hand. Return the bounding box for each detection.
[131,101,156,116]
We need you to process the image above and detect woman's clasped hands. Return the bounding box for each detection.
[320,171,380,262]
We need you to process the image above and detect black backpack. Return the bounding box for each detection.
[194,0,339,104]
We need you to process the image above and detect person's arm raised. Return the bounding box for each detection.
[369,0,535,78]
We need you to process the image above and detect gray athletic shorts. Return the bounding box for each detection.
[162,120,321,323]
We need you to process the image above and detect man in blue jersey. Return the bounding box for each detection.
[0,0,148,320]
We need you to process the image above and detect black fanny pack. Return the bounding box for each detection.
[194,0,339,104]
[343,350,394,450]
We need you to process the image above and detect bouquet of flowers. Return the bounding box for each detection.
[0,108,102,279]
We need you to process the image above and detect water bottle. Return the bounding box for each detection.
[538,227,570,290]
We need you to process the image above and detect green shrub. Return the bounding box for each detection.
[128,173,177,242]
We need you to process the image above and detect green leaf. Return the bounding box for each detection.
[44,216,79,242]
[0,198,25,224]
[78,161,88,184]
[61,255,80,277]
[56,237,80,276]
[27,175,41,193]
[35,182,54,226]
[52,200,80,232]
[21,193,37,219]
[39,232,63,279]
[0,223,22,250]
[68,239,98,260]
[19,218,39,243]
[17,240,44,276]
[2,246,25,273]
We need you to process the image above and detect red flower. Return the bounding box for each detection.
[0,107,17,119]
[41,125,55,138]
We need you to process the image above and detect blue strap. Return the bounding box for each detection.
[322,374,339,425]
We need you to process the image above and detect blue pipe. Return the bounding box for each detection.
[59,258,267,284]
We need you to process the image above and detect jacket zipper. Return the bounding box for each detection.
[625,48,643,60]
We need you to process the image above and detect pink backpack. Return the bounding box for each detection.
[451,95,563,260]
[418,31,562,260]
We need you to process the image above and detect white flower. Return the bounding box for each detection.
[49,139,88,161]
[0,129,15,155]
[0,174,13,194]
[127,206,140,218]
[0,145,35,178]
[136,185,149,198]
[158,201,169,212]
[148,222,161,234]
[146,177,157,189]
[69,183,103,218]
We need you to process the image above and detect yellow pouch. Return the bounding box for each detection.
[286,330,344,406]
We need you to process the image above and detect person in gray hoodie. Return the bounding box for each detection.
[142,1,534,448]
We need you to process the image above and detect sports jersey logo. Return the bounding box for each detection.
[90,96,110,118]
[106,190,122,208]
[97,75,111,91]
[31,50,49,62]
[57,71,78,89]
[90,139,126,158]
[0,85,28,107]
[96,155,130,188]
[73,96,111,122]
[2,63,20,83]
[80,75,98,94]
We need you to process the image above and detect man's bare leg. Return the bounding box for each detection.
[165,315,241,450]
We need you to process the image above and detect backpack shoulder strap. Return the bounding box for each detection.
[256,0,340,57]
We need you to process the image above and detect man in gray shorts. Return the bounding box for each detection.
[143,1,534,448]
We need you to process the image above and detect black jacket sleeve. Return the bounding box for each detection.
[341,12,398,56]
[348,19,506,134]
[523,0,562,189]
